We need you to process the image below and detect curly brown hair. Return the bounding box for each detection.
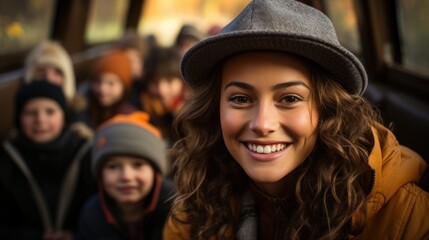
[170,61,381,239]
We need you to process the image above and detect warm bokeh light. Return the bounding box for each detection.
[85,0,130,44]
[0,0,55,54]
[324,0,361,53]
[138,0,250,46]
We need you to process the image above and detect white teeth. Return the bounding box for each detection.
[247,143,286,154]
[263,146,270,153]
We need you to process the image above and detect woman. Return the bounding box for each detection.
[164,0,429,239]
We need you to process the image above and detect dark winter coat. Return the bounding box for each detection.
[0,129,95,239]
[76,175,174,240]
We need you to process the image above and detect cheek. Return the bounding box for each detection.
[140,166,155,182]
[48,75,65,86]
[112,84,125,98]
[102,171,116,190]
[20,116,33,134]
[284,109,318,137]
[170,80,184,95]
[137,166,155,193]
[21,115,32,127]
[220,103,244,137]
[52,115,65,131]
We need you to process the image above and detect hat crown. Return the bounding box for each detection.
[222,0,339,44]
[92,112,167,176]
[181,0,367,95]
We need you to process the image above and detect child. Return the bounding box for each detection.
[88,50,137,128]
[76,112,174,240]
[24,40,92,138]
[24,40,76,102]
[0,80,95,240]
[140,46,187,146]
[164,0,429,239]
[174,24,206,57]
[115,30,148,82]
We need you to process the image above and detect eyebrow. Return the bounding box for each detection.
[224,81,310,90]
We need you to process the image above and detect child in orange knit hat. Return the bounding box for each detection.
[76,111,174,240]
[87,50,137,128]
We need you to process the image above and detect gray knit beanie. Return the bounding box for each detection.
[92,112,167,176]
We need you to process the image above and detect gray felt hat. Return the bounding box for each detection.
[181,0,367,95]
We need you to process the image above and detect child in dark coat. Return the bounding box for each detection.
[76,111,174,240]
[0,80,95,240]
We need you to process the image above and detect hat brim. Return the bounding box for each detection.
[181,31,367,95]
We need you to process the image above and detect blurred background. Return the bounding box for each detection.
[0,0,429,160]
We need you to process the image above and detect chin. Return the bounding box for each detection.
[246,169,286,183]
[32,136,56,144]
[116,197,141,205]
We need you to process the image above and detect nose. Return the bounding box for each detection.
[99,81,109,93]
[120,165,134,181]
[34,112,45,123]
[249,102,279,136]
[44,68,63,86]
[45,68,56,81]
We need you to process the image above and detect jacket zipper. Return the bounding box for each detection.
[272,197,281,240]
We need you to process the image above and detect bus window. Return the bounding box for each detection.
[138,0,250,46]
[396,0,429,76]
[323,0,361,54]
[85,0,130,44]
[0,0,56,54]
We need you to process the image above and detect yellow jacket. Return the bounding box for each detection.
[163,125,429,239]
[354,125,429,239]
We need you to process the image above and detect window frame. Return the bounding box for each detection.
[316,0,429,103]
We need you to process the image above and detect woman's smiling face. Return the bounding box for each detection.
[220,51,319,195]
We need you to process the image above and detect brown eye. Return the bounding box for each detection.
[229,95,251,104]
[280,95,302,104]
[46,108,56,115]
[133,161,144,168]
[106,163,119,169]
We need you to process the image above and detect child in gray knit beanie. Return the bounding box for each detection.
[76,111,174,240]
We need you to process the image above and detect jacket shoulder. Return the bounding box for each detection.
[76,194,120,240]
[358,183,429,240]
[163,213,192,240]
[79,194,103,221]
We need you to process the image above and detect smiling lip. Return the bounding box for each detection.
[242,141,289,162]
[33,129,48,133]
[118,186,136,193]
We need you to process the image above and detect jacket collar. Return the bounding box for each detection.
[353,124,427,225]
[99,173,163,228]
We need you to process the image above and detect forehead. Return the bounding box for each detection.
[99,72,122,82]
[23,97,61,109]
[105,155,149,163]
[221,51,312,85]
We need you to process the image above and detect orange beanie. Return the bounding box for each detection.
[91,50,132,89]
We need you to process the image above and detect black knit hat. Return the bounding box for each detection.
[15,80,69,129]
[181,0,367,95]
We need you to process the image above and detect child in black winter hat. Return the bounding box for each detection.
[76,111,174,240]
[0,80,95,240]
